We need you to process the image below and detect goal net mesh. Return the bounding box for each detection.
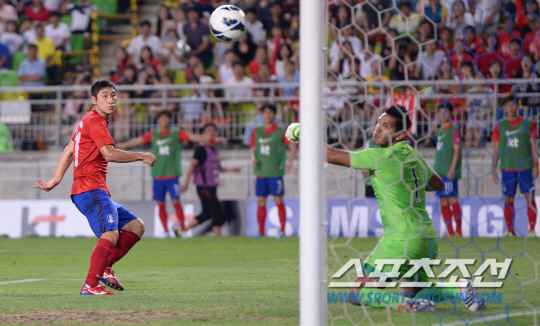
[323,0,540,325]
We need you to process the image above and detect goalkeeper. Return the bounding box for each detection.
[289,105,484,312]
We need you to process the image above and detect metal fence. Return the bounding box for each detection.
[0,79,539,150]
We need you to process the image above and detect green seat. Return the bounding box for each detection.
[60,14,71,27]
[67,34,85,65]
[94,0,118,14]
[0,70,18,87]
[11,52,28,71]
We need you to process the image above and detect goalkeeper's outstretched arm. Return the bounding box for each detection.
[326,145,351,167]
[427,173,444,191]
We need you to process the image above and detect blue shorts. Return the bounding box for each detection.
[256,177,284,197]
[153,177,180,201]
[72,189,138,238]
[436,175,459,197]
[502,170,535,196]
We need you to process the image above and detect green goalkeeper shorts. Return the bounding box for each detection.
[363,236,439,283]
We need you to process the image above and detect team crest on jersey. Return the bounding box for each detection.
[107,214,114,223]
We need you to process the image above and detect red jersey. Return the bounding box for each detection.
[71,110,115,197]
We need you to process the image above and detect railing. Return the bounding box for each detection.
[1,79,539,150]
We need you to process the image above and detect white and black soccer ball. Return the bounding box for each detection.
[209,5,247,43]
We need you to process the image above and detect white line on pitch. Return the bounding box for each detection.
[433,311,535,326]
[0,279,43,285]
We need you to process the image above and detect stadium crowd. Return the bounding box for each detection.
[1,0,540,150]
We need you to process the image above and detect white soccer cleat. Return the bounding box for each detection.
[458,279,485,311]
[397,298,435,313]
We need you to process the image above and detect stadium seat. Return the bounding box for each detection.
[60,15,71,27]
[68,34,85,65]
[11,52,28,71]
[94,0,118,14]
[0,70,18,87]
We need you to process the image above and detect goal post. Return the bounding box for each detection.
[299,0,326,325]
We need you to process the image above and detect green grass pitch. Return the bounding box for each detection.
[0,236,538,325]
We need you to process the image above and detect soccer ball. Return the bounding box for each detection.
[209,5,247,43]
[285,123,300,143]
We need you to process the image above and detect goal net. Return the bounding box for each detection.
[322,0,540,325]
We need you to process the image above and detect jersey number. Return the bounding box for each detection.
[74,132,81,167]
[260,144,270,156]
[411,167,421,203]
[159,145,170,156]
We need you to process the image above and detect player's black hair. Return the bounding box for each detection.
[503,94,516,106]
[90,79,116,98]
[201,122,218,132]
[155,110,172,120]
[398,1,412,9]
[261,104,277,114]
[232,60,245,68]
[27,43,37,51]
[385,105,412,133]
[140,20,152,27]
[510,38,521,46]
[437,102,454,113]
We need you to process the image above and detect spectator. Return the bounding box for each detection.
[45,11,70,51]
[245,7,265,45]
[450,39,474,72]
[0,0,17,33]
[44,0,63,12]
[516,61,540,118]
[0,20,24,54]
[389,1,421,35]
[335,5,351,28]
[415,40,446,80]
[118,64,138,86]
[17,44,46,86]
[332,41,356,78]
[473,0,499,32]
[110,46,136,85]
[21,17,36,44]
[255,0,272,27]
[160,42,187,73]
[62,72,92,138]
[266,1,289,30]
[217,49,237,83]
[34,23,58,84]
[138,45,163,73]
[362,0,391,32]
[157,5,174,39]
[183,6,212,67]
[423,0,447,24]
[275,43,295,77]
[460,60,490,148]
[437,26,453,56]
[174,7,187,41]
[148,74,179,114]
[232,32,257,66]
[25,0,50,22]
[135,64,160,98]
[464,26,482,55]
[185,54,203,81]
[446,0,473,41]
[502,38,523,78]
[224,60,253,103]
[126,20,161,64]
[496,16,519,58]
[266,25,286,62]
[180,77,209,131]
[485,60,511,94]
[286,8,299,41]
[254,61,278,93]
[278,60,299,101]
[0,40,10,69]
[329,23,362,74]
[416,19,434,43]
[113,91,135,141]
[365,59,390,118]
[161,28,179,46]
[325,73,348,120]
[475,34,499,76]
[193,62,224,115]
[248,46,273,77]
[388,38,414,80]
[61,0,95,42]
[358,42,382,79]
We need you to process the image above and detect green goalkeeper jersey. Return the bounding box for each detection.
[350,141,437,241]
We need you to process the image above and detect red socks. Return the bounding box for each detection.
[173,202,186,231]
[441,205,453,234]
[106,231,140,268]
[158,202,168,232]
[277,203,286,233]
[452,202,462,234]
[85,238,114,287]
[528,198,537,232]
[504,201,515,234]
[257,205,266,236]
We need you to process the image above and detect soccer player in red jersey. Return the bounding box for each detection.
[33,80,156,295]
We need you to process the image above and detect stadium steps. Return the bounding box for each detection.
[98,1,160,77]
